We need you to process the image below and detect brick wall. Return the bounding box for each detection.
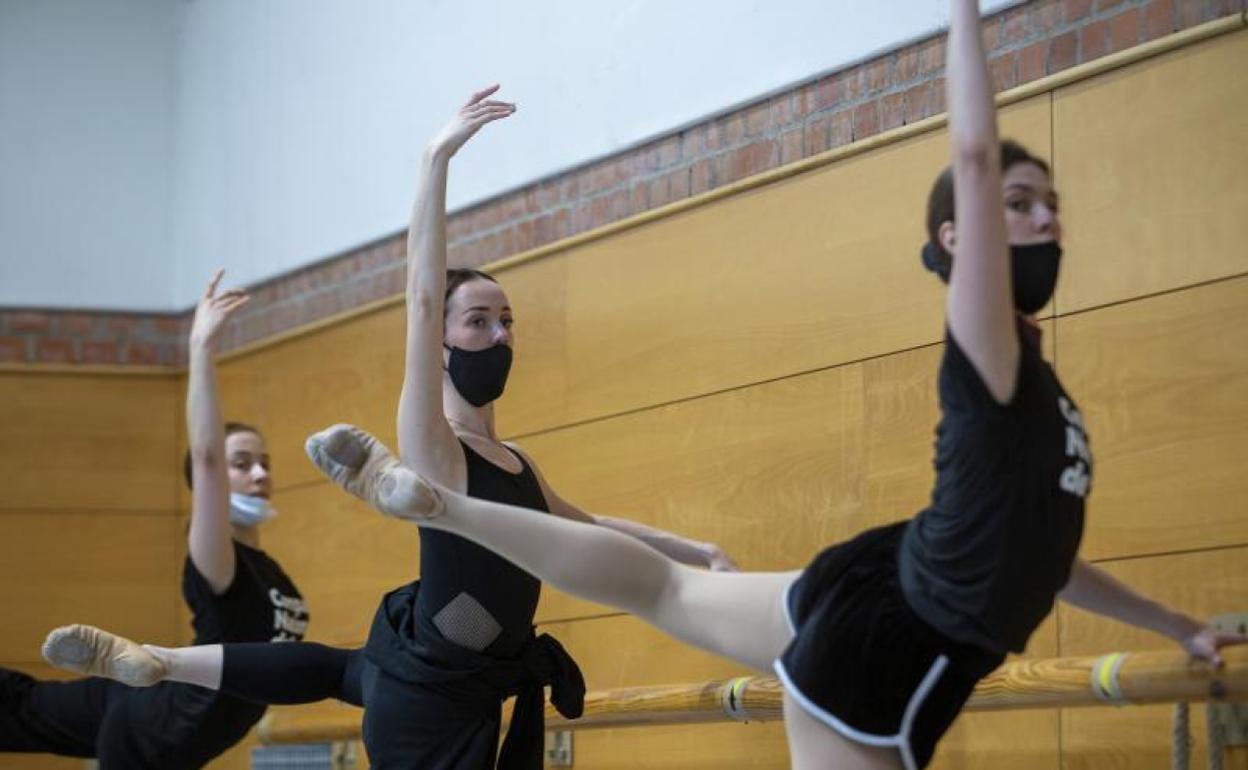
[2,0,1241,367]
[0,309,187,366]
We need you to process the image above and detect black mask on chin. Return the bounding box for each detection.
[920,240,1062,315]
[444,343,513,407]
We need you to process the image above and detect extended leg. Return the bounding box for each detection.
[309,424,797,672]
[44,627,366,707]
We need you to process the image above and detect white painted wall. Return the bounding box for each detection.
[2,1,1017,311]
[0,0,175,310]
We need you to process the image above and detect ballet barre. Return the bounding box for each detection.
[257,646,1248,743]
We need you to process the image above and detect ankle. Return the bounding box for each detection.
[141,645,173,679]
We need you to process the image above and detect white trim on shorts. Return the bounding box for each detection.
[781,577,799,635]
[775,576,950,770]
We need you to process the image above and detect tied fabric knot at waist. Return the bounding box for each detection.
[488,631,584,768]
[366,580,585,769]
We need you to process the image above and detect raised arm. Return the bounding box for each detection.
[397,86,515,479]
[186,271,249,594]
[1059,559,1248,666]
[945,0,1020,403]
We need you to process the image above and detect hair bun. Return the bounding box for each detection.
[920,241,952,282]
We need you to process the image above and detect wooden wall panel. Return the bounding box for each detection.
[1058,546,1248,769]
[0,370,181,765]
[214,306,406,494]
[0,373,179,512]
[0,511,182,663]
[1054,32,1248,313]
[490,99,1051,438]
[1057,277,1248,560]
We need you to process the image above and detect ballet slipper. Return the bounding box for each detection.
[305,424,443,520]
[42,625,167,687]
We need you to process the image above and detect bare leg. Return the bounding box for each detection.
[42,625,220,690]
[307,424,797,672]
[783,693,904,770]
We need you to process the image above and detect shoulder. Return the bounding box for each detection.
[504,440,545,477]
[941,325,1042,415]
[502,439,529,461]
[503,441,562,497]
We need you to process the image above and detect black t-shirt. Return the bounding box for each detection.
[182,540,308,644]
[100,541,307,768]
[898,323,1091,655]
[415,442,549,658]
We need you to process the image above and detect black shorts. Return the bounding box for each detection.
[774,521,1004,770]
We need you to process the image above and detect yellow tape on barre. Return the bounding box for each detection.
[720,677,752,721]
[1091,652,1129,705]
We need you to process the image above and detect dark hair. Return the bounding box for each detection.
[182,422,264,489]
[922,140,1052,280]
[444,269,498,317]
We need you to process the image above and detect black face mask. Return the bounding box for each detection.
[444,343,513,407]
[1010,241,1062,315]
[920,240,1062,315]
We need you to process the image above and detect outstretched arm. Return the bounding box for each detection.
[1059,559,1248,666]
[397,86,515,480]
[945,0,1019,403]
[509,443,738,571]
[590,514,739,571]
[186,271,249,595]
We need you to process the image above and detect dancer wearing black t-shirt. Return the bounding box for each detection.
[2,272,307,769]
[44,89,732,770]
[236,7,1243,769]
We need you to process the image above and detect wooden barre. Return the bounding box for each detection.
[257,646,1248,744]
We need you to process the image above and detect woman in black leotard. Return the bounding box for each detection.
[261,7,1245,770]
[44,88,733,770]
[1,272,307,769]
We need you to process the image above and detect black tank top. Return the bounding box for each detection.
[415,441,549,657]
[899,323,1090,655]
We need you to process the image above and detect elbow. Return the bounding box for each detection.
[188,445,222,472]
[951,142,997,172]
[950,142,1000,187]
[407,286,439,311]
[407,289,442,321]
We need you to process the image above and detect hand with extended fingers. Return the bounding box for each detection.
[189,269,249,352]
[427,84,516,159]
